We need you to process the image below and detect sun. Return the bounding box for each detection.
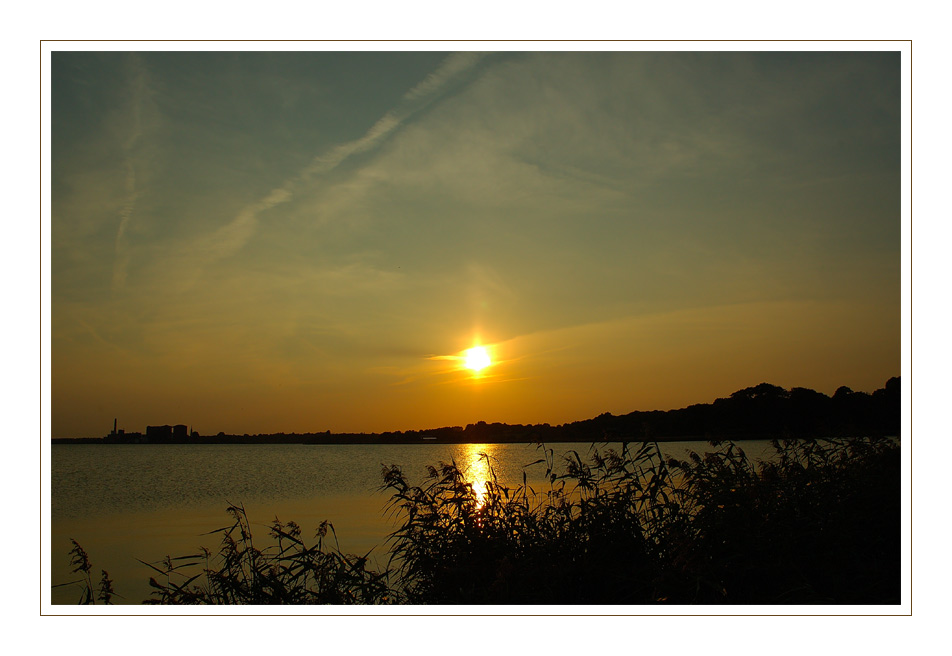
[463,346,492,372]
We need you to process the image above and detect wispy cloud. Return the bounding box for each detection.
[299,53,488,181]
[185,52,489,276]
[187,186,293,265]
[402,52,486,102]
[111,54,149,294]
[111,162,137,293]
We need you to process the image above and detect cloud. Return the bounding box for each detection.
[186,187,293,266]
[111,162,137,292]
[111,54,150,294]
[183,52,489,278]
[402,52,487,102]
[300,53,488,179]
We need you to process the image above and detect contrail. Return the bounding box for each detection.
[111,163,137,293]
[195,52,488,265]
[111,54,147,294]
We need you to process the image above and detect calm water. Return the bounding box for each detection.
[50,440,776,604]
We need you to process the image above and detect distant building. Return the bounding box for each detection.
[173,424,188,440]
[146,425,173,442]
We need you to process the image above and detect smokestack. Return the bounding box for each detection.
[113,418,117,435]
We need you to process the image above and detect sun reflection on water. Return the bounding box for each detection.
[459,443,497,509]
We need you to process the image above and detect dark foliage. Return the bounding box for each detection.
[661,438,900,603]
[379,437,899,604]
[561,377,900,442]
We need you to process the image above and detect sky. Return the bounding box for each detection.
[50,50,901,437]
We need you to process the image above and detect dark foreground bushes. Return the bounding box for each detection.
[59,437,900,605]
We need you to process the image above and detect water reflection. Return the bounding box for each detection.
[457,443,497,509]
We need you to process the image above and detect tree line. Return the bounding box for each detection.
[54,377,900,445]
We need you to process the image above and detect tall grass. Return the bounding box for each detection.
[380,442,676,603]
[57,437,900,605]
[380,436,899,604]
[51,539,119,604]
[136,503,393,604]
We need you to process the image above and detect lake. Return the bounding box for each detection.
[50,440,778,605]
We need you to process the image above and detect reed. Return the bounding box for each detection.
[379,436,899,604]
[51,539,118,604]
[134,503,393,604]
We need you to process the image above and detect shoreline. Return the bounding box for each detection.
[50,434,894,446]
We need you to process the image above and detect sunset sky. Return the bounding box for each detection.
[51,50,901,437]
